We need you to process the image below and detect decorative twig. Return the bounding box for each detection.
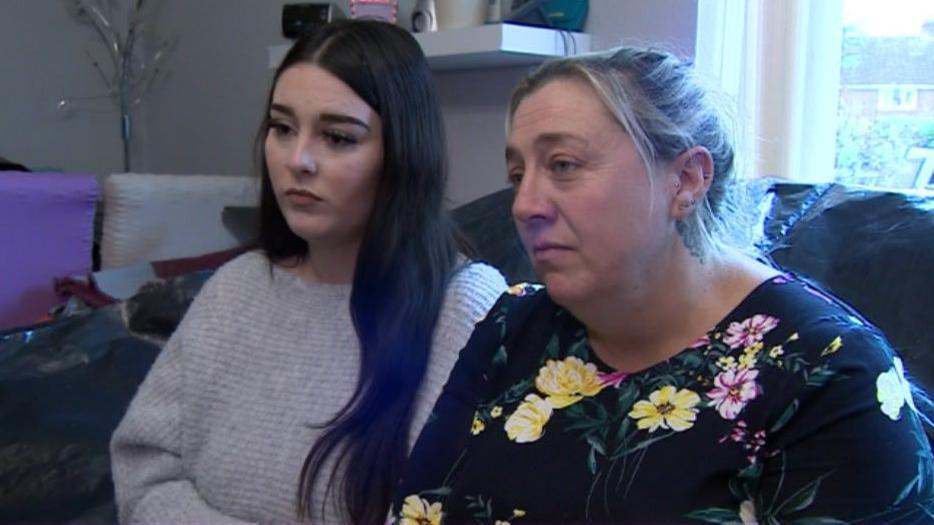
[63,0,173,172]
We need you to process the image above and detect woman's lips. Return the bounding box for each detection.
[531,242,572,262]
[285,188,323,206]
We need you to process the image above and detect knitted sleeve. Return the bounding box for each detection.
[109,277,255,525]
[408,262,508,445]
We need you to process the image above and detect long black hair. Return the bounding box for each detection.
[254,20,460,524]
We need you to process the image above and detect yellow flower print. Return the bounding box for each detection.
[739,499,757,524]
[717,356,737,372]
[505,394,554,443]
[738,352,757,370]
[743,341,763,356]
[820,336,843,356]
[535,356,605,408]
[512,509,526,518]
[788,332,800,342]
[470,413,485,435]
[400,495,443,525]
[490,406,503,418]
[628,385,701,432]
[769,345,784,359]
[495,521,510,525]
[506,282,542,297]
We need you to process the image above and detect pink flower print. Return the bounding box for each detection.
[707,368,761,420]
[597,370,629,388]
[720,420,749,444]
[745,430,767,463]
[803,284,835,305]
[688,334,711,349]
[723,315,779,349]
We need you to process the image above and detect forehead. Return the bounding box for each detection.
[509,78,619,141]
[272,63,374,118]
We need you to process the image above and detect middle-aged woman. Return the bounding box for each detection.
[110,20,506,525]
[391,46,934,524]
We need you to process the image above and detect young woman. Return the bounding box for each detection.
[110,20,506,524]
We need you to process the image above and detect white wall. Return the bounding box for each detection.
[1,0,698,203]
[588,0,698,56]
[439,0,699,205]
[0,0,126,173]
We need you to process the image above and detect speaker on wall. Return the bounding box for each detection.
[412,0,437,33]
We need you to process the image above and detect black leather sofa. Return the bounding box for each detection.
[1,180,932,523]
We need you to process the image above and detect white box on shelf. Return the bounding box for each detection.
[268,23,591,71]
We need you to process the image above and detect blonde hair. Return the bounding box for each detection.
[508,46,738,258]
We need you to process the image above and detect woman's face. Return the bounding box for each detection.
[265,63,383,252]
[507,78,675,307]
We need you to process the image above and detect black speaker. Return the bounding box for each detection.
[282,3,345,40]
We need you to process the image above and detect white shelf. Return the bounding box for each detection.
[268,23,591,71]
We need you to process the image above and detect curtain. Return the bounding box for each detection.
[695,0,844,182]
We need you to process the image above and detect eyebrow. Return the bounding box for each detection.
[269,103,370,131]
[505,132,589,162]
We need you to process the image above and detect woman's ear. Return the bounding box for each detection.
[669,146,713,220]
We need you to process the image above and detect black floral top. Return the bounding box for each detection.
[392,276,934,524]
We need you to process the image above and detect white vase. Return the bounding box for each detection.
[435,0,487,30]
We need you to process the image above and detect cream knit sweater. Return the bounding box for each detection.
[110,251,506,524]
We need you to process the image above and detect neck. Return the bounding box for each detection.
[571,246,765,373]
[283,239,361,284]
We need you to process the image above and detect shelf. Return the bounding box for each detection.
[268,23,591,71]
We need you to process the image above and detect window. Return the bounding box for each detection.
[835,1,934,189]
[695,0,934,190]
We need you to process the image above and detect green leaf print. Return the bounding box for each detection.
[804,364,840,388]
[770,399,800,433]
[419,486,452,497]
[492,345,508,368]
[615,382,640,415]
[791,518,848,524]
[684,507,742,523]
[465,494,493,520]
[545,333,560,359]
[567,332,589,360]
[587,445,599,475]
[775,478,822,514]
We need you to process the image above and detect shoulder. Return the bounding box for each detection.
[739,275,895,371]
[446,262,507,300]
[205,250,272,290]
[437,262,508,324]
[456,282,552,353]
[179,250,274,323]
[484,282,551,327]
[725,276,917,435]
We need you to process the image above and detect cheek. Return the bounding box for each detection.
[336,153,382,212]
[264,137,288,188]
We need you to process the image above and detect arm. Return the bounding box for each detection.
[751,327,934,523]
[109,285,255,525]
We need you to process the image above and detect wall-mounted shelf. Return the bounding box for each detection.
[268,23,591,71]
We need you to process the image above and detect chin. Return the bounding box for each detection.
[282,215,326,241]
[539,271,590,309]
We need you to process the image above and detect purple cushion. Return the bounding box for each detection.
[0,172,98,329]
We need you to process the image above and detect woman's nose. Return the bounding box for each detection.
[287,137,317,175]
[512,171,553,226]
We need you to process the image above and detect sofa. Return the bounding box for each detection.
[0,172,259,329]
[1,179,932,523]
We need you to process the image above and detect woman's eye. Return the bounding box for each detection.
[268,122,293,137]
[324,131,357,148]
[551,159,579,174]
[507,170,523,187]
